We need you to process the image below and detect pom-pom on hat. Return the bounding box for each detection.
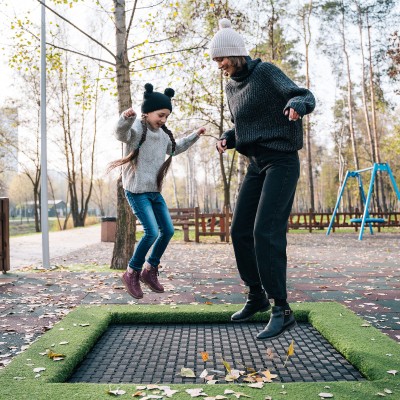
[209,18,248,59]
[141,83,175,113]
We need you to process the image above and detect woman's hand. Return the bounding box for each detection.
[216,138,227,154]
[123,108,136,119]
[284,108,301,121]
[196,127,207,136]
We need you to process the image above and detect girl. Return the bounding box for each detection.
[109,83,206,299]
[209,19,315,340]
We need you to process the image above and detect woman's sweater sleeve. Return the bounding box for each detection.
[220,127,236,149]
[262,63,316,117]
[114,113,137,144]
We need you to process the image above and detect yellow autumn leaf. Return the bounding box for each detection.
[283,340,295,367]
[46,350,65,360]
[287,340,295,356]
[200,351,209,362]
[221,357,231,373]
[262,369,271,381]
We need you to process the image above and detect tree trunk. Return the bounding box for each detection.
[170,167,180,208]
[301,1,315,211]
[356,2,375,164]
[111,0,136,269]
[367,15,386,211]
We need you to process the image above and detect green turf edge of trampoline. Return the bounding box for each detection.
[0,302,398,400]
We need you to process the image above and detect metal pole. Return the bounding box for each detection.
[40,0,50,268]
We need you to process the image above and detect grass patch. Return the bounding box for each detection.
[0,303,399,399]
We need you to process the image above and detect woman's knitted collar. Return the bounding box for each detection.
[230,57,262,82]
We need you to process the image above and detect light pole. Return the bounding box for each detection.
[40,0,50,268]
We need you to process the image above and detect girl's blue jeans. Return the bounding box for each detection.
[125,191,174,271]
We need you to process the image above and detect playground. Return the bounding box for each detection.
[0,226,399,399]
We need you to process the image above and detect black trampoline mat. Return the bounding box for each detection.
[68,323,365,383]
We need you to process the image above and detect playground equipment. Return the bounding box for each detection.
[326,163,400,240]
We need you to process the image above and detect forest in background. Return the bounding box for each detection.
[0,0,399,233]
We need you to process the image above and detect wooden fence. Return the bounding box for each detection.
[163,207,400,242]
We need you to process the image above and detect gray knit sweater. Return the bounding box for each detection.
[221,58,315,155]
[115,115,200,193]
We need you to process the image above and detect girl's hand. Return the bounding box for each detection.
[196,127,206,136]
[123,108,136,119]
[216,138,227,154]
[284,108,301,121]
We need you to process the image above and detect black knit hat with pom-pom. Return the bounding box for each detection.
[141,83,175,113]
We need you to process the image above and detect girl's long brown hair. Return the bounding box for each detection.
[107,118,176,191]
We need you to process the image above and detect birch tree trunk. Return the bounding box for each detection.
[355,2,375,164]
[366,14,386,211]
[300,1,315,211]
[341,6,359,174]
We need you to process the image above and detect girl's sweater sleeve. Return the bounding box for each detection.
[114,113,137,144]
[167,131,200,156]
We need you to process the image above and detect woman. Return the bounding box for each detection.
[210,19,316,340]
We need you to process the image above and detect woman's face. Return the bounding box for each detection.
[214,57,236,77]
[145,109,171,130]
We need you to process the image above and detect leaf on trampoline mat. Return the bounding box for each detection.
[200,351,209,362]
[200,369,208,379]
[266,347,274,359]
[180,367,196,378]
[220,357,231,373]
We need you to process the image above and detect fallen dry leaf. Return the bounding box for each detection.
[200,351,209,362]
[179,367,196,378]
[318,393,334,398]
[186,388,207,397]
[107,388,126,396]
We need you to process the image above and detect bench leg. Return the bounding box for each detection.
[183,225,190,242]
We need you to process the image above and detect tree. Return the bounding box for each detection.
[32,0,207,269]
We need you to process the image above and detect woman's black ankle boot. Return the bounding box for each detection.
[231,288,271,322]
[256,305,297,340]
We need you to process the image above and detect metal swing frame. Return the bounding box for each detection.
[326,163,400,240]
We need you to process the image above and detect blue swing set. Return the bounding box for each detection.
[326,163,400,240]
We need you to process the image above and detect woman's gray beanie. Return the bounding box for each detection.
[209,18,248,59]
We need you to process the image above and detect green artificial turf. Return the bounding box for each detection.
[0,303,398,399]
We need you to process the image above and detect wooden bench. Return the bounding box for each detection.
[169,207,196,242]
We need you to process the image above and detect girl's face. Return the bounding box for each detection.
[214,57,236,77]
[145,109,171,130]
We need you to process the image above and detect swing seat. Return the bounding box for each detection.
[350,218,386,224]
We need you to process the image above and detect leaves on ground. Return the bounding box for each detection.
[107,388,126,396]
[179,367,196,378]
[283,340,295,367]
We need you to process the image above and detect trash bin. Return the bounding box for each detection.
[101,217,116,242]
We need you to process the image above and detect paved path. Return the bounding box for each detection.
[1,228,399,370]
[10,224,101,269]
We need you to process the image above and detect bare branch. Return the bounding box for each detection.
[36,0,116,61]
[125,0,138,49]
[127,35,179,51]
[131,44,206,63]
